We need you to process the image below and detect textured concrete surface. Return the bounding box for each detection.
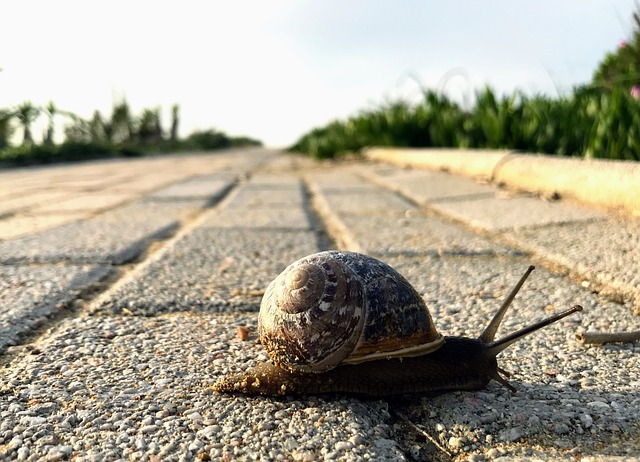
[0,264,112,351]
[1,148,639,461]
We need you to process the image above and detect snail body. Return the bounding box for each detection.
[214,251,582,397]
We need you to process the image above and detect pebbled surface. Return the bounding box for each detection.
[0,149,639,461]
[0,264,112,352]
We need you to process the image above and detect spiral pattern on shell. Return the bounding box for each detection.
[258,252,366,373]
[258,251,443,373]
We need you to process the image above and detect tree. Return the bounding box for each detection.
[170,103,180,141]
[42,101,77,145]
[111,100,134,144]
[593,4,640,90]
[0,109,14,149]
[138,107,163,144]
[89,110,107,142]
[14,101,40,145]
[64,114,91,143]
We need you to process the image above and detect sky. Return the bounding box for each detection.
[1,0,638,147]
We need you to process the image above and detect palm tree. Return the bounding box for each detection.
[0,109,14,149]
[89,110,107,142]
[42,101,58,145]
[138,107,163,144]
[170,104,179,141]
[14,101,39,145]
[111,100,133,144]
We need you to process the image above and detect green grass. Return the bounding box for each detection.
[290,86,640,161]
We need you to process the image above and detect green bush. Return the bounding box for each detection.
[187,129,231,150]
[290,85,640,161]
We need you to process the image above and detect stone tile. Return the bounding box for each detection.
[306,170,376,191]
[245,173,303,186]
[31,193,134,214]
[336,212,517,256]
[105,173,183,194]
[91,228,320,315]
[0,190,74,216]
[0,264,112,351]
[200,180,312,229]
[362,165,497,202]
[0,201,200,264]
[43,172,136,190]
[0,212,89,240]
[148,174,235,201]
[373,254,628,336]
[202,208,313,230]
[227,188,306,207]
[309,171,515,256]
[313,190,414,216]
[503,217,640,307]
[429,195,605,231]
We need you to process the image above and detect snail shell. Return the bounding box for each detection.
[258,250,444,373]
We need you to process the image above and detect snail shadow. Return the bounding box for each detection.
[385,381,640,461]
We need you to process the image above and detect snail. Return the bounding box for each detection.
[213,251,582,397]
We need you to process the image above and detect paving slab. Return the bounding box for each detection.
[41,172,138,190]
[308,169,517,256]
[91,228,319,315]
[0,264,112,351]
[0,201,196,264]
[502,217,640,308]
[361,165,606,231]
[361,165,497,203]
[0,212,89,241]
[428,195,605,232]
[0,191,75,217]
[226,188,305,207]
[304,169,379,192]
[314,189,416,216]
[203,207,313,230]
[324,212,520,257]
[105,173,186,194]
[200,177,312,230]
[148,173,235,201]
[30,192,134,214]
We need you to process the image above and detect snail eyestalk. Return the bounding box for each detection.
[480,265,535,343]
[488,305,583,356]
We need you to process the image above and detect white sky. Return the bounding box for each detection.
[1,0,637,147]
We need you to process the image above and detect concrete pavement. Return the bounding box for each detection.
[0,148,639,461]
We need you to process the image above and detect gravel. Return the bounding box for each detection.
[90,228,320,315]
[0,264,112,351]
[147,173,235,204]
[0,201,204,264]
[503,216,640,308]
[0,314,406,461]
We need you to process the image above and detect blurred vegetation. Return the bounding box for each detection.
[0,99,261,167]
[291,7,640,161]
